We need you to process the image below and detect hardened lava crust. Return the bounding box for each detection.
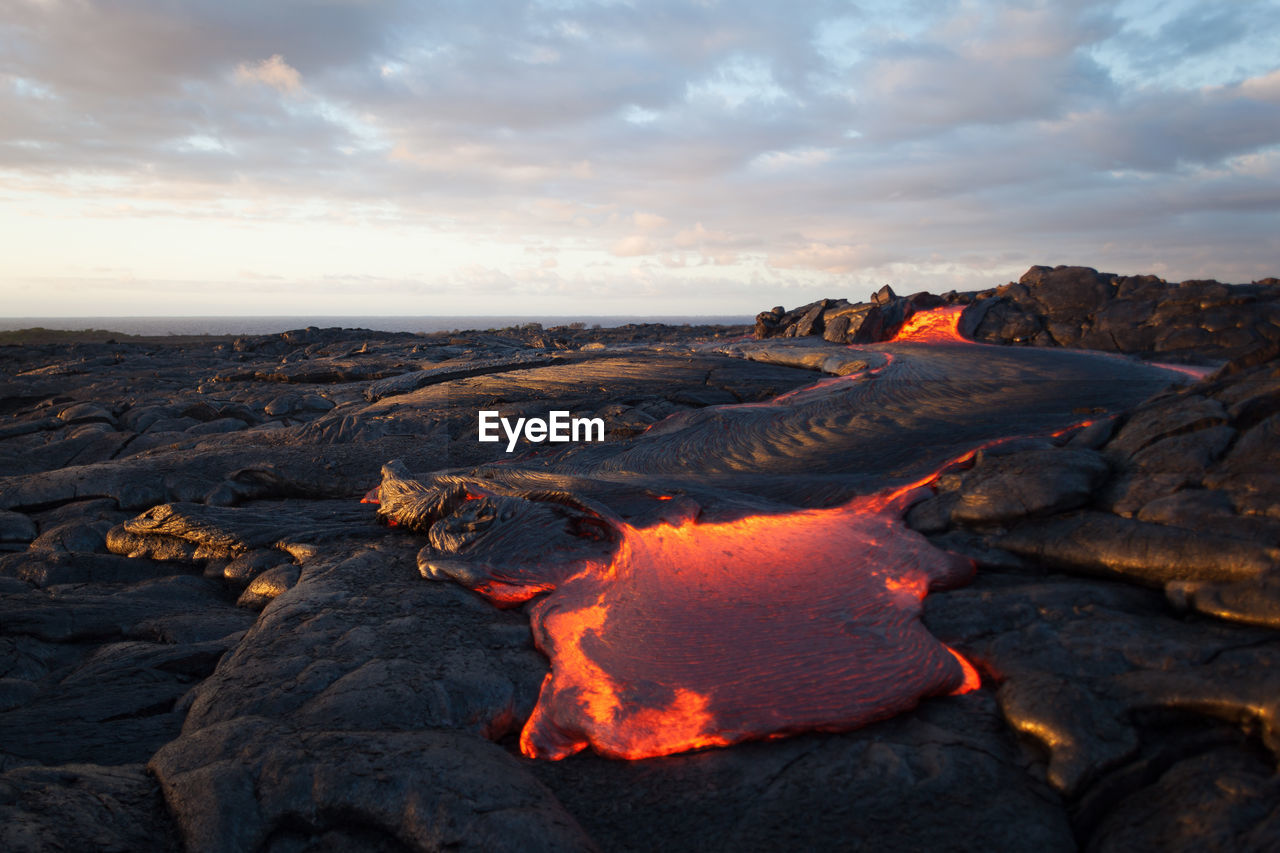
[2,266,1280,852]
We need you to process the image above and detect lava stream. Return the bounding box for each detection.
[887,304,970,344]
[498,479,977,760]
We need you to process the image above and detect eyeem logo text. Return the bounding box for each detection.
[478,410,605,453]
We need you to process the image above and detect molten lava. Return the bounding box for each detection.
[461,483,976,761]
[888,305,969,344]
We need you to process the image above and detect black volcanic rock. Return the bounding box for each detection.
[948,447,1111,525]
[0,763,179,852]
[968,265,1280,361]
[793,299,828,337]
[1,305,1279,852]
[150,718,596,853]
[759,264,1280,364]
[995,510,1275,585]
[0,510,36,547]
[1019,264,1117,315]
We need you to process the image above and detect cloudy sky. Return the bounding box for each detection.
[2,0,1278,317]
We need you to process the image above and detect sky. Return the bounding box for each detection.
[2,0,1278,317]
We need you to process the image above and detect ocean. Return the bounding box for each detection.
[0,315,753,337]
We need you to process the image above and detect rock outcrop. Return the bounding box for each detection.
[759,265,1280,364]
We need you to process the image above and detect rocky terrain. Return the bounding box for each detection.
[2,266,1278,852]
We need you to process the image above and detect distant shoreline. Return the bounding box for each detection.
[0,315,754,339]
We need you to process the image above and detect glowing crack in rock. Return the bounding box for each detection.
[375,306,1197,760]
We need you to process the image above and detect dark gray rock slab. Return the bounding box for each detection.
[793,299,828,337]
[0,763,179,853]
[106,500,378,563]
[996,511,1277,586]
[0,510,37,546]
[1205,410,1280,517]
[950,448,1111,524]
[972,299,1044,343]
[215,548,289,584]
[364,353,559,402]
[0,549,173,587]
[179,544,546,740]
[530,694,1074,853]
[0,574,253,644]
[0,416,63,441]
[29,519,111,554]
[184,417,245,436]
[925,575,1280,803]
[0,635,240,767]
[235,563,299,610]
[0,635,84,684]
[822,313,852,342]
[1103,424,1236,514]
[1105,394,1228,459]
[1137,489,1280,544]
[150,717,595,853]
[56,402,116,426]
[1166,572,1280,629]
[1086,746,1280,853]
[1019,265,1117,315]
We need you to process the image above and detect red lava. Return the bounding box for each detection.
[458,454,984,761]
[887,305,969,344]
[1146,361,1215,380]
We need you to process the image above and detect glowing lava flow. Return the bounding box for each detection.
[464,480,978,761]
[888,304,969,344]
[377,304,1206,760]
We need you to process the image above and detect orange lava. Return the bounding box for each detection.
[887,305,969,344]
[501,482,977,761]
[948,649,982,695]
[1146,361,1214,380]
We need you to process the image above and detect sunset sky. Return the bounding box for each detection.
[2,0,1278,317]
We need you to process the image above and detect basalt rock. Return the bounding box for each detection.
[106,500,377,563]
[948,448,1111,525]
[966,265,1280,361]
[235,563,300,609]
[0,763,179,852]
[150,717,596,853]
[3,308,1280,852]
[996,511,1276,586]
[924,574,1280,804]
[0,573,254,644]
[0,510,36,547]
[0,634,242,767]
[756,265,1280,364]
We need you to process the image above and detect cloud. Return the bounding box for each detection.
[610,235,654,257]
[0,0,1276,315]
[767,243,893,275]
[235,54,302,93]
[1240,68,1280,102]
[751,147,834,171]
[632,212,668,230]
